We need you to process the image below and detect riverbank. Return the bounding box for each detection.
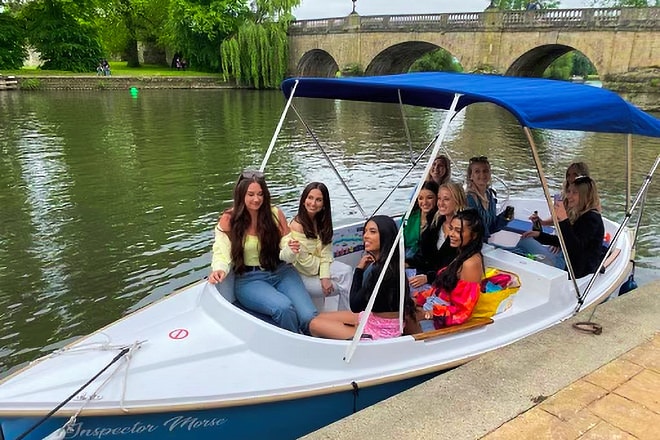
[11,75,236,90]
[304,281,659,439]
[5,74,658,111]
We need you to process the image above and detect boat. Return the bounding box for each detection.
[1,72,659,440]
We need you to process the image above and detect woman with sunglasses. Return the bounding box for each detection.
[209,171,318,334]
[279,182,353,311]
[466,156,511,240]
[407,182,467,290]
[529,162,594,228]
[520,175,605,278]
[309,215,419,340]
[414,209,485,329]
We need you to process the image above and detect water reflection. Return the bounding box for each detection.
[0,90,658,373]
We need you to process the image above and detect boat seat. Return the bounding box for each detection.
[411,317,493,341]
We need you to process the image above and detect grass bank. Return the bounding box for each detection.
[1,61,222,78]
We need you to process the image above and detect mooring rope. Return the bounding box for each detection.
[15,341,143,440]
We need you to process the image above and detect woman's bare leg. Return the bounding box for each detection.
[309,311,359,339]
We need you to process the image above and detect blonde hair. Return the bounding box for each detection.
[427,154,452,185]
[565,177,600,224]
[563,162,590,193]
[432,181,467,227]
[466,157,492,207]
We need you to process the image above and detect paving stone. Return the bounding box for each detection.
[540,380,608,421]
[480,408,580,440]
[576,421,638,440]
[588,393,660,439]
[583,359,644,391]
[621,335,660,374]
[614,369,660,415]
[563,408,601,437]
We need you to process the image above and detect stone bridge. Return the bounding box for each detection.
[288,7,660,78]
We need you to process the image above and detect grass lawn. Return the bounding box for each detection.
[1,61,221,77]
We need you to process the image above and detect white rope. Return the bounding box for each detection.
[44,341,144,439]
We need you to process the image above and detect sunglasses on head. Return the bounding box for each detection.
[469,156,488,163]
[573,175,593,185]
[240,170,264,180]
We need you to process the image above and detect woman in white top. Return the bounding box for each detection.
[280,182,352,311]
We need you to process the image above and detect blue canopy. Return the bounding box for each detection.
[281,72,660,138]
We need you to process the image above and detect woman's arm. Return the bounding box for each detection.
[210,213,233,283]
[275,207,290,237]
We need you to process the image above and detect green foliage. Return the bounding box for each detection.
[20,0,104,72]
[162,0,248,72]
[19,77,43,90]
[220,20,288,88]
[219,0,300,88]
[409,48,462,73]
[571,51,597,77]
[543,51,573,80]
[586,0,659,6]
[492,0,560,9]
[0,12,27,70]
[470,63,500,74]
[341,63,363,77]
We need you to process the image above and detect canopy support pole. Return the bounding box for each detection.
[626,135,632,213]
[575,154,659,312]
[344,93,462,363]
[259,80,299,172]
[523,127,582,301]
[290,105,368,219]
[398,89,415,164]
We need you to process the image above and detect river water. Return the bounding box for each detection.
[0,89,658,373]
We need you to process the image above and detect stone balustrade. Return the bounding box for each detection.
[289,7,660,34]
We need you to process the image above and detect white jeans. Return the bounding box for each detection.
[299,261,353,311]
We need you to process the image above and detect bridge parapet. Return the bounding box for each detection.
[289,7,659,34]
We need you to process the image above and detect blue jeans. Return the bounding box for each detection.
[235,264,318,334]
[514,237,566,270]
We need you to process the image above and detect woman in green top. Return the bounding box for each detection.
[404,180,439,258]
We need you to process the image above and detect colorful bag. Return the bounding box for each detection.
[471,267,521,319]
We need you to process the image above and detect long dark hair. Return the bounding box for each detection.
[229,173,281,273]
[434,209,484,293]
[364,215,416,320]
[294,182,333,245]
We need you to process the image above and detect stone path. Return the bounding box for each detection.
[482,335,660,440]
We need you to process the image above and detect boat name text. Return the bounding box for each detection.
[66,416,228,438]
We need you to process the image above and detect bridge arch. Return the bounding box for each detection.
[505,44,601,78]
[365,41,459,76]
[297,49,339,77]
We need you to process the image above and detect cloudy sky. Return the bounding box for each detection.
[293,0,590,19]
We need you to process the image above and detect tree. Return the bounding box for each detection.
[0,11,27,69]
[96,0,170,67]
[220,0,300,88]
[20,0,104,72]
[571,51,597,77]
[409,49,463,73]
[543,51,573,80]
[491,0,560,9]
[586,0,659,6]
[161,0,248,72]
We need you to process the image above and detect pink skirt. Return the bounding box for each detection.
[358,312,402,340]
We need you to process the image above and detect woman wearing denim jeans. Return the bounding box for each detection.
[209,171,317,334]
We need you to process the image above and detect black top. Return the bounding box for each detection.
[536,210,605,278]
[350,265,414,314]
[406,216,457,283]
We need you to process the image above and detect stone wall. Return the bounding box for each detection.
[16,76,236,90]
[605,68,660,112]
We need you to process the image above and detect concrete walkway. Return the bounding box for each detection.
[304,280,659,440]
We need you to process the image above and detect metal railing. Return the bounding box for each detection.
[289,7,659,34]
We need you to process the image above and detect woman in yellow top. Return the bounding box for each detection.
[280,182,353,311]
[209,171,317,334]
